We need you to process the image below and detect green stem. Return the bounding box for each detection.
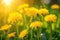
[22,38,24,40]
[4,31,7,40]
[7,29,11,40]
[37,29,40,40]
[22,13,27,29]
[30,17,33,40]
[30,16,33,23]
[40,28,42,40]
[14,37,16,40]
[7,37,9,40]
[41,15,44,22]
[30,30,33,40]
[50,23,52,40]
[57,16,60,32]
[24,14,26,27]
[1,35,2,40]
[16,26,19,36]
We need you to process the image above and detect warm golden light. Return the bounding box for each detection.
[3,0,12,5]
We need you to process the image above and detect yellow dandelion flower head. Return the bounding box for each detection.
[44,14,57,22]
[51,4,59,9]
[0,24,11,31]
[8,12,22,23]
[25,7,38,17]
[18,4,29,9]
[38,8,49,15]
[18,4,29,13]
[19,29,28,38]
[7,32,16,38]
[30,21,43,29]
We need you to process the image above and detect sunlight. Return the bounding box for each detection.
[3,0,12,6]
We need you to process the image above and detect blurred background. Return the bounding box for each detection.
[0,0,60,26]
[0,0,60,13]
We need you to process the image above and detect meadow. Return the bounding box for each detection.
[0,3,60,40]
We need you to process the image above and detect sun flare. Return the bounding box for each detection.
[3,0,12,5]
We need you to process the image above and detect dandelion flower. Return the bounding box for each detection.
[7,32,16,38]
[51,4,59,9]
[30,21,43,29]
[19,29,28,38]
[8,12,22,23]
[25,7,38,17]
[0,24,11,31]
[44,14,57,22]
[18,4,29,13]
[38,8,49,15]
[18,4,29,9]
